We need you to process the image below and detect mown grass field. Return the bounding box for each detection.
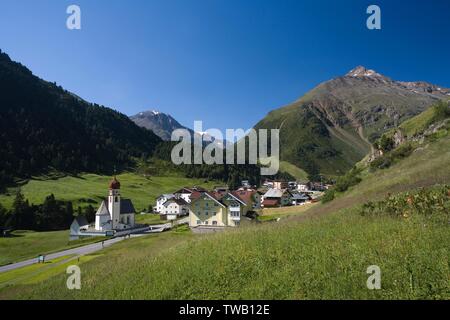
[0,173,218,212]
[0,124,449,300]
[0,230,106,266]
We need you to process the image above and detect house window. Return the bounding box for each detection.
[212,221,217,225]
[197,220,201,225]
[205,211,208,216]
[115,196,118,202]
[205,221,208,225]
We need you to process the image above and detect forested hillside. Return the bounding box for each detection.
[0,50,162,186]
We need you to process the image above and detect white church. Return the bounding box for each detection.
[70,176,137,238]
[94,176,136,231]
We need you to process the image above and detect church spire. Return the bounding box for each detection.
[109,176,121,190]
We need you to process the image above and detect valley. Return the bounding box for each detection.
[0,109,448,299]
[0,49,449,301]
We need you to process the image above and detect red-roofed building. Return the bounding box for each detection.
[232,189,261,210]
[262,199,280,208]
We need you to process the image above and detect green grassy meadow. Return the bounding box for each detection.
[1,203,448,299]
[0,173,218,212]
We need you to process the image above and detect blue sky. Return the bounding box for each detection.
[1,0,450,134]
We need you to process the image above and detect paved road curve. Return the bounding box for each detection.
[0,223,170,274]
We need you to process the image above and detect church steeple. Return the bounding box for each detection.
[109,176,121,190]
[108,176,121,229]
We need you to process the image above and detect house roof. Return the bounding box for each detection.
[191,191,226,207]
[222,192,247,206]
[190,191,202,201]
[163,198,188,206]
[263,188,290,198]
[158,194,175,200]
[291,193,311,200]
[74,215,89,226]
[174,186,207,194]
[231,190,255,206]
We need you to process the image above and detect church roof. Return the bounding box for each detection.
[96,198,136,216]
[96,200,110,216]
[120,199,135,215]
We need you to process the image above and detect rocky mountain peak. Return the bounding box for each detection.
[345,66,387,79]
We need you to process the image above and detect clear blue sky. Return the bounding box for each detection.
[1,0,449,134]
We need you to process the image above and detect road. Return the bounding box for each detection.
[0,223,170,274]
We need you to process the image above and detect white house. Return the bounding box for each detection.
[161,198,189,220]
[155,194,175,213]
[94,177,136,231]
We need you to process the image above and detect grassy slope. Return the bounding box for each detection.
[0,173,218,212]
[1,134,449,299]
[0,227,194,299]
[279,161,309,181]
[0,230,106,266]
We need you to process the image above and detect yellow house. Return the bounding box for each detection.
[189,191,247,228]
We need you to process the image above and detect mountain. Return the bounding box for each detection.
[0,49,162,184]
[130,110,188,141]
[254,66,450,177]
[130,110,227,147]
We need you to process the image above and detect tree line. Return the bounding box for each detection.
[0,190,94,232]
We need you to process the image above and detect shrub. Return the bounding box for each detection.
[321,189,335,203]
[335,167,362,192]
[379,135,395,152]
[361,185,450,223]
[370,143,413,171]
